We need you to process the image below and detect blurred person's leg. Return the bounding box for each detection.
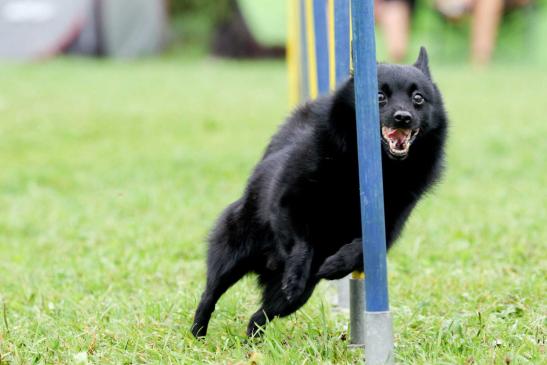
[470,0,504,65]
[379,0,412,63]
[375,0,384,21]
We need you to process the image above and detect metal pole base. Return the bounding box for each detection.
[364,311,394,365]
[349,273,365,347]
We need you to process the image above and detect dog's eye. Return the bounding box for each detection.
[378,92,387,106]
[413,93,425,105]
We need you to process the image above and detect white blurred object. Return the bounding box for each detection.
[2,0,56,23]
[0,0,85,60]
[0,0,167,61]
[100,0,167,58]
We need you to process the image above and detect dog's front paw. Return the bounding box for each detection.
[316,256,347,280]
[281,273,306,302]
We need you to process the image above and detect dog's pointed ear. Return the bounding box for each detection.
[414,47,431,79]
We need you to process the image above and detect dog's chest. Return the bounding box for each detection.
[302,169,362,244]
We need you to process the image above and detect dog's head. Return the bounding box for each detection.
[377,47,444,160]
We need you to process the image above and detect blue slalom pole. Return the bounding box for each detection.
[334,0,350,84]
[313,0,330,95]
[330,0,367,347]
[351,0,394,363]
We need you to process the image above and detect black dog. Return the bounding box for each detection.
[191,47,447,338]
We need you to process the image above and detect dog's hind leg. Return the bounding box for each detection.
[191,238,249,338]
[246,272,318,337]
[281,239,313,302]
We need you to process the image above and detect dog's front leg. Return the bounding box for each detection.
[281,239,313,302]
[316,238,363,280]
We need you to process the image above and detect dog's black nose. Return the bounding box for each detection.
[393,111,413,125]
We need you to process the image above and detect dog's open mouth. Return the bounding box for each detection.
[381,127,420,158]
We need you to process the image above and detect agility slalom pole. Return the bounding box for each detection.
[301,0,332,99]
[305,0,319,99]
[327,0,336,90]
[289,1,378,351]
[349,271,365,347]
[328,0,367,345]
[298,0,310,101]
[330,0,367,347]
[312,0,330,95]
[351,0,395,363]
[334,0,350,85]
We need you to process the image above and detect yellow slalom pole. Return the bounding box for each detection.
[305,0,318,99]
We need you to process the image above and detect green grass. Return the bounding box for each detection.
[0,58,545,364]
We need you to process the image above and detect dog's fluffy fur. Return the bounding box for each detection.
[191,47,448,338]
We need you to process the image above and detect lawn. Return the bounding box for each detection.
[0,58,545,364]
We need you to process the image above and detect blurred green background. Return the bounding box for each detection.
[171,0,547,64]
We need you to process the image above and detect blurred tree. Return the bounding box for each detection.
[168,0,285,58]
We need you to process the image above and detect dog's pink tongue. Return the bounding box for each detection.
[387,129,408,145]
